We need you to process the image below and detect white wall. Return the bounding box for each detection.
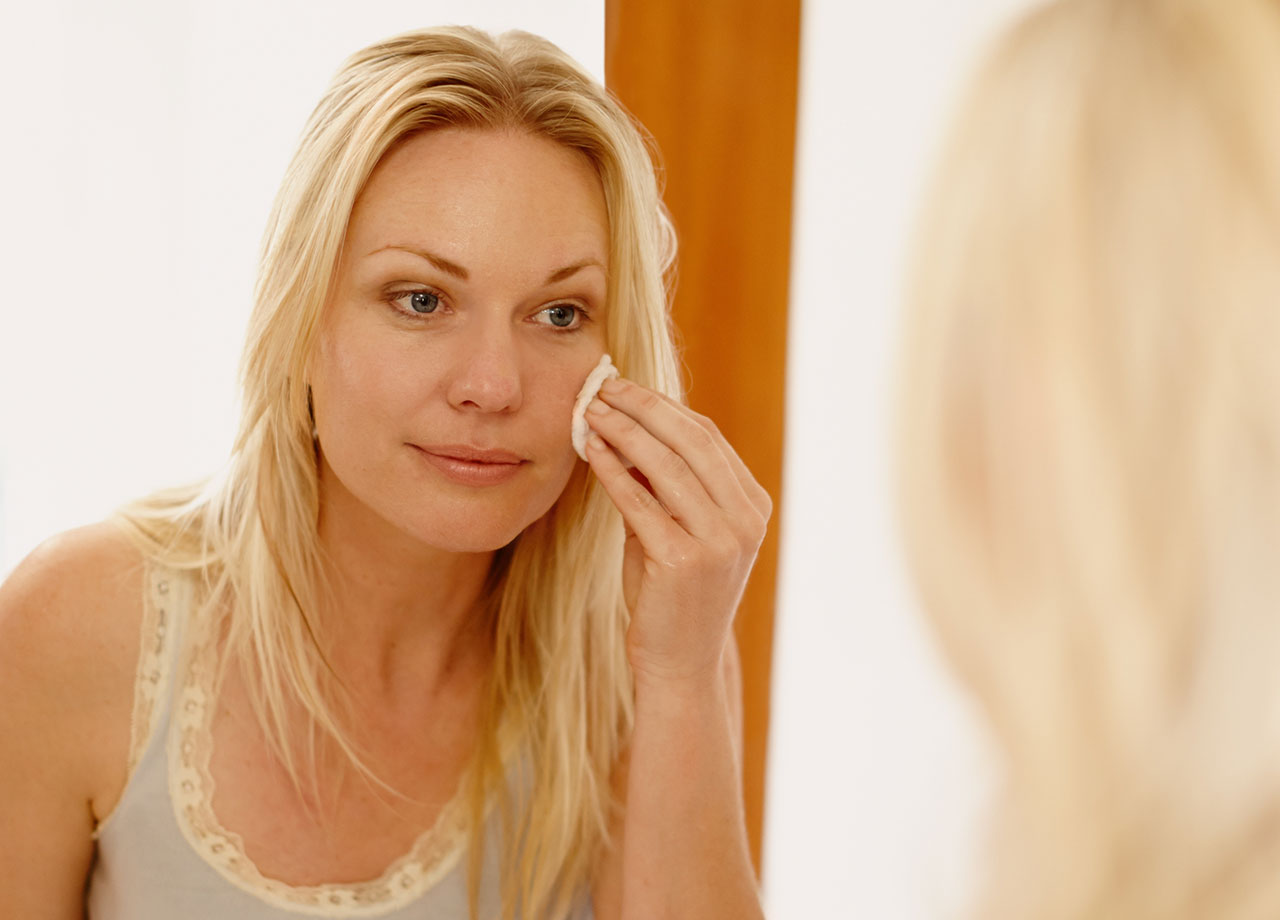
[0,0,602,576]
[764,2,1039,918]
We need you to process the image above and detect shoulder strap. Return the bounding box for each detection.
[124,564,187,776]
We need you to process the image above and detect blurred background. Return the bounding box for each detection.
[0,1,1040,916]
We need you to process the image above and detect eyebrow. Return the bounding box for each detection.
[370,244,470,280]
[370,245,604,285]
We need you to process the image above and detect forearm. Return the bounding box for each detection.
[584,377,772,918]
[620,655,764,920]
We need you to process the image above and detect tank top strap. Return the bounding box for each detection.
[91,561,194,842]
[126,564,192,775]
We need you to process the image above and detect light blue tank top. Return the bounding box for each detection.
[86,566,593,920]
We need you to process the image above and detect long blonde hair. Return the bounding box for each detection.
[896,0,1280,917]
[117,26,680,920]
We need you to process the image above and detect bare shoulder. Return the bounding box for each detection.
[0,521,147,914]
[2,518,145,596]
[0,521,146,810]
[0,520,146,691]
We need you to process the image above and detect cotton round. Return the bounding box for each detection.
[572,354,620,461]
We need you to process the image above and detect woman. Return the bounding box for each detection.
[897,0,1280,917]
[0,27,768,920]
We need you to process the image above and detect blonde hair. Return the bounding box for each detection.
[117,26,680,920]
[896,0,1280,917]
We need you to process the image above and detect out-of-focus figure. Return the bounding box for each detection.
[897,0,1280,917]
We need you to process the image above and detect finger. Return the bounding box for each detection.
[596,379,765,520]
[688,408,774,522]
[585,397,721,535]
[629,384,772,522]
[584,431,690,551]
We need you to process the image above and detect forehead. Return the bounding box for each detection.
[346,127,610,274]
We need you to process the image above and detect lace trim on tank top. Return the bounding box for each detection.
[129,567,176,777]
[91,566,178,842]
[165,574,472,916]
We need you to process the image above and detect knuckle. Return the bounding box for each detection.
[686,419,716,451]
[628,482,658,513]
[659,449,691,479]
[732,516,766,551]
[708,534,742,565]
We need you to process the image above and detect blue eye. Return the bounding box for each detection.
[541,304,579,328]
[408,290,439,314]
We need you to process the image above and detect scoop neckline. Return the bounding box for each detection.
[164,573,472,917]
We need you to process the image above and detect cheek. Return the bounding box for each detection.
[312,326,414,440]
[532,354,605,446]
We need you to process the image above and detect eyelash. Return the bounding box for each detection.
[384,287,592,333]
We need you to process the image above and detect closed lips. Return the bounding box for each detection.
[411,444,528,487]
[416,445,524,463]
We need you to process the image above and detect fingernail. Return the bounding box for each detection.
[586,399,608,415]
[588,434,606,451]
[600,377,625,395]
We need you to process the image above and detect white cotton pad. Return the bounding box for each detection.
[572,353,620,461]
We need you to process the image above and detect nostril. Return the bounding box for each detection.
[447,369,523,413]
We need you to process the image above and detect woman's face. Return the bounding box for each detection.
[310,127,610,553]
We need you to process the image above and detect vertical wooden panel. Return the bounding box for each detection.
[605,0,800,875]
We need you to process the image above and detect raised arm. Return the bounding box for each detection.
[585,378,768,920]
[0,525,142,919]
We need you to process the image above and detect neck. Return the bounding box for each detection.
[315,471,497,702]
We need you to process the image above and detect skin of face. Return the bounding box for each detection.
[309,127,610,556]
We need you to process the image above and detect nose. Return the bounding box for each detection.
[445,322,523,414]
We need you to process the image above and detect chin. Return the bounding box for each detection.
[394,494,558,555]
[411,522,524,555]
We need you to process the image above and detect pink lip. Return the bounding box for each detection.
[410,443,527,486]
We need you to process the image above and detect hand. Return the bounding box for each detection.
[583,378,772,684]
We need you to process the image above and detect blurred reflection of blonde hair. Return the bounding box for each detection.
[897,0,1280,917]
